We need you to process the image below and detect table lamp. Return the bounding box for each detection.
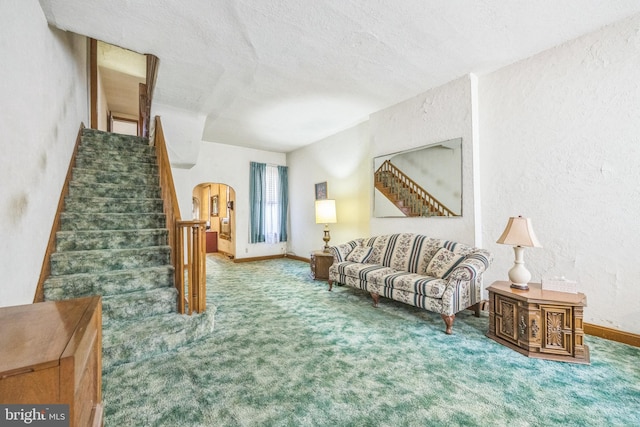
[496,216,542,290]
[315,199,337,252]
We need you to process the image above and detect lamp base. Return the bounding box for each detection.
[322,225,331,252]
[508,246,531,291]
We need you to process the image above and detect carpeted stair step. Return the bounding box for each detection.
[63,197,164,214]
[44,266,174,300]
[78,147,155,163]
[56,229,168,251]
[59,212,166,231]
[72,168,159,187]
[74,156,158,175]
[49,246,171,276]
[101,287,178,324]
[79,137,153,153]
[75,149,155,165]
[81,128,148,145]
[67,181,161,199]
[102,309,216,372]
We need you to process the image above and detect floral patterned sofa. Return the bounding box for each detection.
[328,233,493,334]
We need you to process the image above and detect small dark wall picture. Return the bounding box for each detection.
[210,195,219,216]
[315,182,327,200]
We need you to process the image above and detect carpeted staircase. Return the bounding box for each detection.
[44,128,215,372]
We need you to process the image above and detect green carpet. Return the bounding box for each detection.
[103,255,640,426]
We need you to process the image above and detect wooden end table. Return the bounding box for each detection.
[487,281,589,364]
[310,250,333,281]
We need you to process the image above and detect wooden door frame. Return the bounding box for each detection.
[89,38,159,136]
[90,38,98,129]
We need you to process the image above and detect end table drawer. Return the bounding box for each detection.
[494,295,519,344]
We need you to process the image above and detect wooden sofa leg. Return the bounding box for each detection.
[370,292,380,307]
[441,314,455,335]
[328,280,333,291]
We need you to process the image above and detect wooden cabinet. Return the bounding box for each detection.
[206,231,218,253]
[0,296,103,426]
[310,250,333,281]
[487,281,589,364]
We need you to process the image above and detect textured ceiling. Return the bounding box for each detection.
[38,0,640,152]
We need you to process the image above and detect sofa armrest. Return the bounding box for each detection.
[448,249,493,281]
[441,249,493,315]
[329,239,363,263]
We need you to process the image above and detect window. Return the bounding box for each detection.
[249,162,288,243]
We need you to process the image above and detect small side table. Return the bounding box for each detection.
[487,281,589,364]
[310,250,333,281]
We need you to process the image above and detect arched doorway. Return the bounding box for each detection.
[192,183,236,259]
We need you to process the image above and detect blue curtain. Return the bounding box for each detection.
[249,162,266,243]
[277,165,289,242]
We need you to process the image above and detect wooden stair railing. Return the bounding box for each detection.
[374,160,457,217]
[153,117,206,314]
[175,221,207,315]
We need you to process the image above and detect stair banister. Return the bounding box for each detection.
[153,117,206,314]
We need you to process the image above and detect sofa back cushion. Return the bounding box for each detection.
[426,247,465,278]
[361,233,479,274]
[362,233,440,273]
[345,245,374,263]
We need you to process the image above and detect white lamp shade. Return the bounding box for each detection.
[315,199,337,224]
[496,216,542,248]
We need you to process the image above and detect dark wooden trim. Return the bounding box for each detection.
[140,54,159,138]
[34,124,85,303]
[585,323,640,348]
[89,39,98,129]
[285,254,309,263]
[138,83,147,138]
[233,254,308,263]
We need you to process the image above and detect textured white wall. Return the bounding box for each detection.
[369,75,480,245]
[171,139,287,260]
[479,15,640,333]
[153,103,207,168]
[0,0,88,307]
[288,121,371,258]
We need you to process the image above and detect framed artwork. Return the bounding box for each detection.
[210,195,219,216]
[315,182,327,200]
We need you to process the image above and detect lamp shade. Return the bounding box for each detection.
[496,216,542,247]
[315,199,337,224]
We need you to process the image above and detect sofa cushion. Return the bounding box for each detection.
[346,245,373,263]
[330,239,364,262]
[426,248,465,279]
[331,262,396,286]
[378,271,449,298]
